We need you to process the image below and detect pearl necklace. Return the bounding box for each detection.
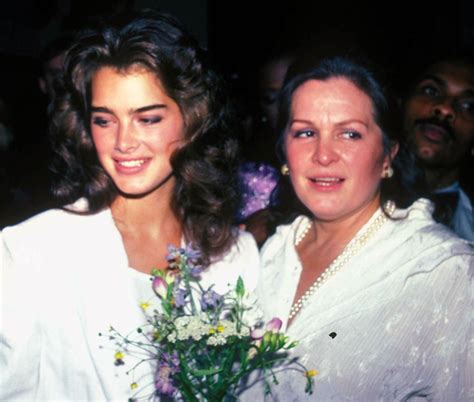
[289,201,396,320]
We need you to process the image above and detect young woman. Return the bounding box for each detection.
[245,56,472,400]
[0,11,259,401]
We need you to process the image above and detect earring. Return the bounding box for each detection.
[281,164,289,176]
[382,166,394,178]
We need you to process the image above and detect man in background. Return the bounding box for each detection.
[403,56,474,241]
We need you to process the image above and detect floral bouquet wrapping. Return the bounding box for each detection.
[107,245,314,401]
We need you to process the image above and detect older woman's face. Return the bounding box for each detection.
[285,77,390,222]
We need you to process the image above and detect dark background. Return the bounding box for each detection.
[1,0,473,137]
[1,0,473,140]
[0,0,472,225]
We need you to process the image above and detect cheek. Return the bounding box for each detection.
[454,123,474,146]
[405,98,432,121]
[158,121,185,151]
[90,130,115,162]
[285,140,306,168]
[365,160,385,191]
[91,132,107,154]
[351,147,385,180]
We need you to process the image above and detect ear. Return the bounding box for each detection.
[389,142,399,162]
[384,142,399,167]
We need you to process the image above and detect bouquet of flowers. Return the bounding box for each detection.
[107,244,315,401]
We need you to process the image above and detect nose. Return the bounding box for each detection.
[433,99,455,122]
[115,123,139,153]
[311,137,338,165]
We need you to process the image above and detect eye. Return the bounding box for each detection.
[341,131,362,140]
[418,84,440,98]
[139,116,162,125]
[293,129,314,138]
[91,116,110,128]
[457,98,474,118]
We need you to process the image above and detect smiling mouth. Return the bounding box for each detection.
[116,159,148,167]
[309,177,344,186]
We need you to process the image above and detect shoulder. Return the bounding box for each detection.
[386,199,473,271]
[211,230,259,263]
[392,199,470,245]
[1,201,111,264]
[222,230,260,274]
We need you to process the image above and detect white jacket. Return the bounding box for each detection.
[0,205,260,401]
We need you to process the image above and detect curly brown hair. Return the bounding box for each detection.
[50,10,240,263]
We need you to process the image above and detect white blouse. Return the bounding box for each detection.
[0,204,260,401]
[245,199,473,401]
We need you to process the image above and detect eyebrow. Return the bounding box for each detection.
[290,118,314,125]
[418,74,446,88]
[418,74,474,96]
[335,119,368,128]
[90,104,167,114]
[290,118,368,127]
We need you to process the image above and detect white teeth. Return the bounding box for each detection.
[118,160,146,167]
[314,178,341,182]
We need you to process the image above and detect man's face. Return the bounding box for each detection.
[39,53,66,100]
[403,60,474,170]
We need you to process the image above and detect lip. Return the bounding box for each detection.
[307,176,345,192]
[113,157,151,175]
[416,123,451,145]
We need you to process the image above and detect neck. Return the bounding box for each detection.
[424,166,459,191]
[310,197,381,248]
[111,188,180,237]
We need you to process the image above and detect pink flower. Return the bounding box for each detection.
[251,317,283,340]
[266,318,282,333]
[152,276,168,298]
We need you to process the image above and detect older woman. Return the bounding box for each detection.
[0,11,259,401]
[250,57,473,400]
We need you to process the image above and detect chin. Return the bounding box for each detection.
[307,205,342,221]
[116,188,154,198]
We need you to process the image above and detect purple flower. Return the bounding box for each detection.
[165,244,203,277]
[173,288,187,308]
[183,243,202,261]
[155,352,180,397]
[163,351,180,370]
[155,365,176,396]
[184,243,204,278]
[236,162,279,220]
[200,289,222,310]
[166,245,185,269]
[189,265,204,278]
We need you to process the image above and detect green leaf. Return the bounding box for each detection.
[191,367,223,376]
[235,276,245,298]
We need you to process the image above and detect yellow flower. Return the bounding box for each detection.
[209,328,216,335]
[114,351,124,360]
[305,369,318,377]
[130,382,138,390]
[140,302,150,311]
[217,324,225,333]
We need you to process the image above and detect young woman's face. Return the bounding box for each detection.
[90,66,185,198]
[284,77,391,222]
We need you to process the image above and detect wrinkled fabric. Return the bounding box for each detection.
[243,199,473,401]
[0,202,260,401]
